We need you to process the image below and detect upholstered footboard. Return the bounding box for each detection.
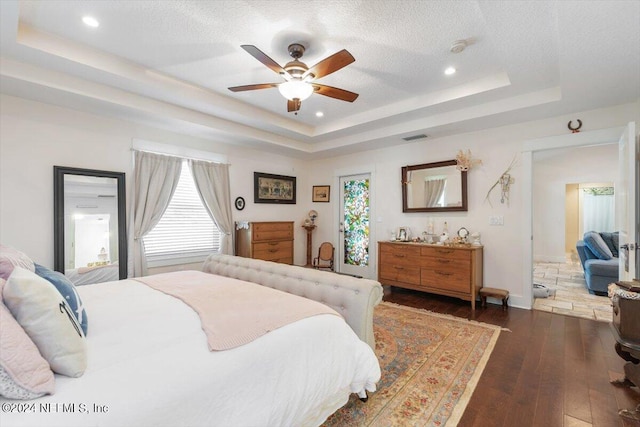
[202,254,383,349]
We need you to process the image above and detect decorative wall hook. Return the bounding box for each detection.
[455,149,482,171]
[485,155,518,207]
[568,119,582,133]
[499,173,515,204]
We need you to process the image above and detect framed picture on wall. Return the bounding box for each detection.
[312,185,330,202]
[254,172,296,204]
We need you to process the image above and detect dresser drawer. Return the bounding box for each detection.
[253,241,293,260]
[252,222,293,241]
[422,268,470,293]
[379,264,421,285]
[422,257,471,272]
[421,246,470,261]
[380,244,421,267]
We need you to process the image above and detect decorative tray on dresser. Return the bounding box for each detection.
[378,241,483,309]
[235,221,294,265]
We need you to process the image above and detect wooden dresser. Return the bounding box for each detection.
[378,241,483,309]
[235,221,294,265]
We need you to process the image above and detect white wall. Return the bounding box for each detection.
[0,94,310,267]
[307,102,640,308]
[1,93,638,308]
[532,144,618,263]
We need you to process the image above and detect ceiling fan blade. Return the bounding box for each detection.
[304,49,355,80]
[228,83,279,92]
[287,99,301,112]
[312,84,359,102]
[241,45,291,79]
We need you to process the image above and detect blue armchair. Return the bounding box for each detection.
[576,231,619,296]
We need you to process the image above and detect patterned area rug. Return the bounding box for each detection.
[323,302,501,427]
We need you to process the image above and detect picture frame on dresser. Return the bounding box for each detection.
[254,172,296,204]
[397,227,410,241]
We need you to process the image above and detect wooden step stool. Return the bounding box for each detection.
[479,287,509,310]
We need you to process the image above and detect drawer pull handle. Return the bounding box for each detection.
[268,249,278,253]
[436,250,454,254]
[394,254,406,258]
[268,242,278,246]
[394,266,404,270]
[439,260,451,264]
[436,271,453,276]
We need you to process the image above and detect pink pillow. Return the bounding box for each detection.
[0,278,55,399]
[0,245,35,281]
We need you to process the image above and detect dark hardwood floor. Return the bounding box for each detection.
[383,286,640,427]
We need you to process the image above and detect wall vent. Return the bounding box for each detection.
[402,134,428,141]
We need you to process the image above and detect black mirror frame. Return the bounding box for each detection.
[54,166,127,280]
[401,159,468,212]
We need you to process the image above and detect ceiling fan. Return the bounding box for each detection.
[228,43,358,114]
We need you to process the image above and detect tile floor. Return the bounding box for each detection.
[533,260,612,322]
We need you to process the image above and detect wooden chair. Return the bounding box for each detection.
[313,242,335,271]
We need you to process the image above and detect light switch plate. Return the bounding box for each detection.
[489,215,504,226]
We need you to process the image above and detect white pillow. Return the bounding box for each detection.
[3,267,87,377]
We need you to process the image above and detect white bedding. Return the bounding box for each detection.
[2,278,380,427]
[65,264,119,286]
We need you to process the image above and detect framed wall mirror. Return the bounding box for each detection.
[402,160,468,212]
[54,166,127,284]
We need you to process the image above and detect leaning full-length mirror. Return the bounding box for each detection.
[54,166,127,284]
[402,160,468,212]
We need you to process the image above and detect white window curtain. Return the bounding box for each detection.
[132,151,182,276]
[188,160,234,255]
[583,192,615,232]
[424,178,445,207]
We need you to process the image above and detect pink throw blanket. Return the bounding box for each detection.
[133,271,340,351]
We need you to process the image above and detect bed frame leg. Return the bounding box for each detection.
[357,390,368,402]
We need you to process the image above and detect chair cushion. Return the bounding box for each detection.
[583,231,613,260]
[584,258,618,277]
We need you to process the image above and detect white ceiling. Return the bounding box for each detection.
[1,0,639,158]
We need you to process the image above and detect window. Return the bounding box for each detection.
[143,160,222,264]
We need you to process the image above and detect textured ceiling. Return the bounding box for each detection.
[1,0,638,158]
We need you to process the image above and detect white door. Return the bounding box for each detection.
[338,173,372,278]
[616,122,638,281]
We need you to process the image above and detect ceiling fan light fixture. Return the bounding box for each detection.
[278,80,314,101]
[82,16,100,28]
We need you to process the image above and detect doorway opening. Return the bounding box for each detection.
[531,144,616,321]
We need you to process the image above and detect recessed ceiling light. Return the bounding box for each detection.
[82,16,100,28]
[444,67,456,75]
[315,111,324,117]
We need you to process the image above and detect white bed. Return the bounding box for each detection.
[2,276,380,427]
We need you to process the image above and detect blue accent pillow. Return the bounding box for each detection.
[600,232,619,258]
[583,231,613,260]
[34,264,88,336]
[611,232,619,258]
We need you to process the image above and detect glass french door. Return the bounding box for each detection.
[338,173,372,277]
